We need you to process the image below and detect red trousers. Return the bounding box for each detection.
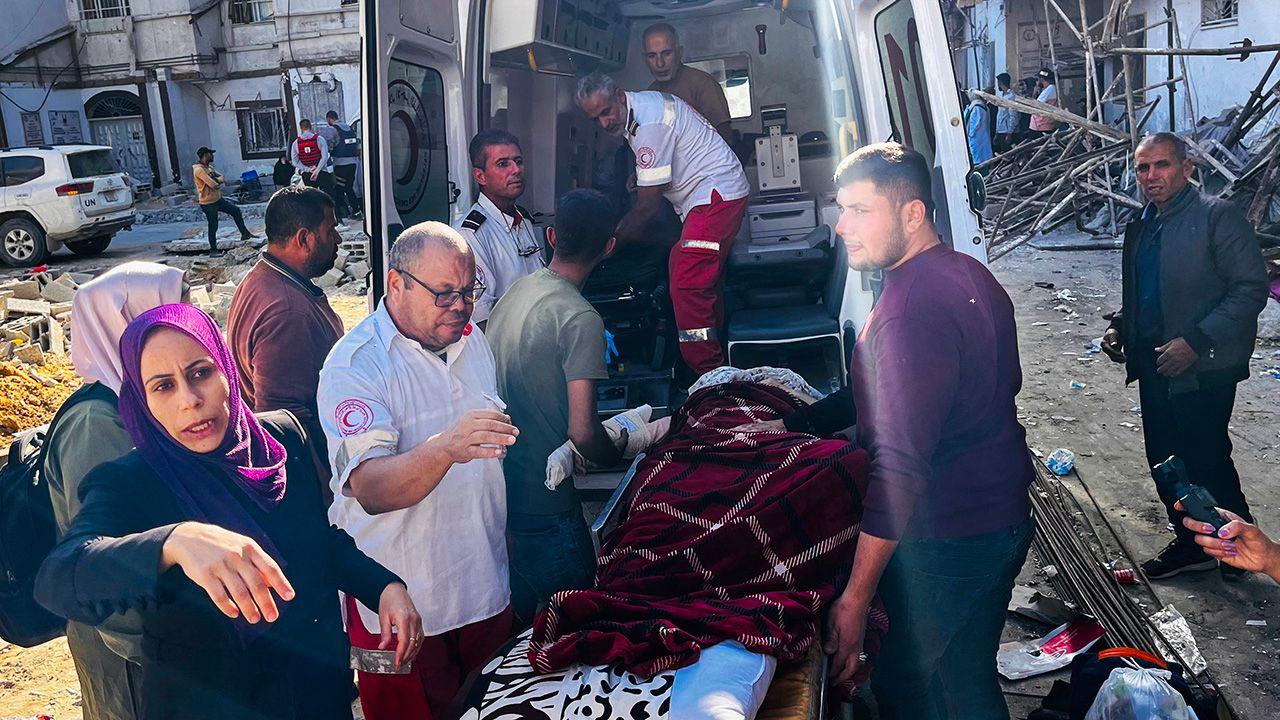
[346,595,513,720]
[671,190,748,374]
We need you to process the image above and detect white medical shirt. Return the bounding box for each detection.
[625,91,750,219]
[456,193,546,324]
[318,302,509,635]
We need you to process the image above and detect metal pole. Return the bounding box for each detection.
[1167,0,1175,130]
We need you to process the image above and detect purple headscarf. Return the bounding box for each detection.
[117,304,287,542]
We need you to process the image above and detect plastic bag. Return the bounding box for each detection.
[1083,667,1197,720]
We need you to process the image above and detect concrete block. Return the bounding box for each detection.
[316,268,346,289]
[68,273,94,285]
[8,298,50,316]
[49,302,71,316]
[4,280,40,300]
[53,273,78,288]
[346,261,370,279]
[39,281,76,303]
[14,341,43,365]
[211,282,238,298]
[189,286,212,307]
[0,341,14,361]
[34,316,65,355]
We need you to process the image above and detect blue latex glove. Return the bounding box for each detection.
[604,329,619,365]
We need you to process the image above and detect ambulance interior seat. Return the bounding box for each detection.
[725,104,847,385]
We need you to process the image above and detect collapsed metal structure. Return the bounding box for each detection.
[971,0,1280,262]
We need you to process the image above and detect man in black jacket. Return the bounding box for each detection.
[1102,132,1268,580]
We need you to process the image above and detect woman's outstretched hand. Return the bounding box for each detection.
[161,522,296,623]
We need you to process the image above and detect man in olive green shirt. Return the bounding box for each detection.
[642,22,733,143]
[486,189,622,622]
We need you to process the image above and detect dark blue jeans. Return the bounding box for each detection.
[872,517,1034,720]
[508,510,595,625]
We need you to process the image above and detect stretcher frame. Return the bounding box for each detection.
[588,452,832,720]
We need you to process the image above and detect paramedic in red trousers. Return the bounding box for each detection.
[576,71,750,374]
[317,222,517,719]
[823,144,1035,720]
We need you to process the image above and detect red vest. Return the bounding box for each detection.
[296,136,322,167]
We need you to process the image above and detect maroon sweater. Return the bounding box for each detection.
[851,243,1033,540]
[227,254,344,427]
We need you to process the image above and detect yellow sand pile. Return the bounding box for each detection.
[0,356,82,445]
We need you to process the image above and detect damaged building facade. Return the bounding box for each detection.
[951,0,1279,135]
[0,0,360,192]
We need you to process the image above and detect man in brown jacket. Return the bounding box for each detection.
[641,23,733,143]
[227,185,344,468]
[193,147,254,254]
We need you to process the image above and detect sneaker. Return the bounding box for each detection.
[1140,539,1218,580]
[1221,563,1250,581]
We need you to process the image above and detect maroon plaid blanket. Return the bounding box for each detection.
[529,381,887,691]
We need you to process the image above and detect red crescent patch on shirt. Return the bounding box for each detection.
[335,398,374,437]
[463,323,473,336]
[637,147,656,169]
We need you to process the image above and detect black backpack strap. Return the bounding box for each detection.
[34,382,119,471]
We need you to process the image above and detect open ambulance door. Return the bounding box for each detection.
[847,0,981,260]
[360,0,475,301]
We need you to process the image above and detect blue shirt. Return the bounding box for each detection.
[966,103,993,165]
[1135,201,1163,343]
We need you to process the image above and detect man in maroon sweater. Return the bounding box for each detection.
[823,144,1034,719]
[228,185,344,461]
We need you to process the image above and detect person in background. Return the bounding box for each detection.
[1101,132,1267,580]
[486,189,624,622]
[1029,68,1059,137]
[1016,78,1037,142]
[317,222,516,720]
[965,89,993,167]
[576,71,750,375]
[43,262,187,720]
[36,303,420,720]
[193,147,254,255]
[292,120,342,222]
[823,144,1034,719]
[272,152,297,190]
[227,186,344,475]
[1183,509,1280,583]
[641,22,733,144]
[325,111,363,220]
[994,73,1019,153]
[456,129,544,329]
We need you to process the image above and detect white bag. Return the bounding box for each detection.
[1084,667,1197,720]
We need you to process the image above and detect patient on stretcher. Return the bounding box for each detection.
[453,368,884,720]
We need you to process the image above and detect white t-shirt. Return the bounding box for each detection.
[318,302,510,636]
[625,91,750,219]
[456,192,545,324]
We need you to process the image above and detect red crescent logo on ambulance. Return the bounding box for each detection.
[335,399,374,437]
[637,147,656,169]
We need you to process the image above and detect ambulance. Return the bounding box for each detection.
[359,0,983,403]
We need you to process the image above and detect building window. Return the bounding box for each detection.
[236,100,289,160]
[81,0,130,20]
[1201,0,1238,27]
[230,0,273,24]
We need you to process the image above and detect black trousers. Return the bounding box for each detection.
[1138,372,1254,544]
[302,171,344,221]
[201,197,250,250]
[332,163,360,217]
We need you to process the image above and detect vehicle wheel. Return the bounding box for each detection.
[66,234,113,257]
[0,217,49,267]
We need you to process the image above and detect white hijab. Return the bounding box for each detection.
[70,261,186,393]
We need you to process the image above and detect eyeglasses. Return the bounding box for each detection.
[395,267,485,308]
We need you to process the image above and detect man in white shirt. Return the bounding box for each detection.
[317,221,518,720]
[1030,68,1060,137]
[456,129,545,328]
[994,72,1020,153]
[576,71,751,374]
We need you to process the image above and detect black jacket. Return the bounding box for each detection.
[35,412,400,720]
[1111,187,1267,393]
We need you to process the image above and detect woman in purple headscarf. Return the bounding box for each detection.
[36,304,422,720]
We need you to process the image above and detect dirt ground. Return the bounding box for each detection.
[994,238,1280,719]
[4,229,1280,719]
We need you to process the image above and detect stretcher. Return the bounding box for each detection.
[450,451,832,720]
[588,452,832,720]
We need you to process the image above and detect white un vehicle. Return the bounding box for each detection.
[0,144,136,267]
